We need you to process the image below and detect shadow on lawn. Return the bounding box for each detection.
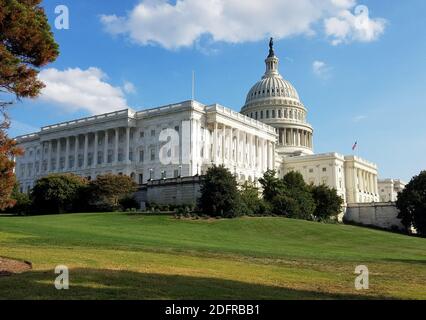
[0,268,387,300]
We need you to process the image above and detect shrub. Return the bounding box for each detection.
[258,170,283,203]
[88,174,138,212]
[310,184,344,221]
[198,165,242,218]
[119,196,140,211]
[2,184,31,215]
[31,174,88,214]
[239,182,271,216]
[396,171,426,235]
[258,170,316,220]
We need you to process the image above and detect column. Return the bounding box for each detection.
[114,128,119,164]
[252,135,256,168]
[125,127,130,164]
[104,130,109,165]
[83,133,89,168]
[242,132,247,167]
[229,127,233,163]
[65,137,70,170]
[235,129,239,164]
[93,131,98,168]
[257,137,262,170]
[74,136,79,169]
[375,175,379,195]
[213,123,218,164]
[39,142,44,174]
[222,125,226,163]
[267,142,271,169]
[56,139,60,172]
[262,139,269,171]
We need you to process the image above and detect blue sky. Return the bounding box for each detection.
[6,0,426,181]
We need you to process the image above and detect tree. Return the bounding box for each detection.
[0,126,22,210]
[198,165,241,217]
[0,0,59,208]
[239,181,271,216]
[2,183,31,215]
[88,174,138,211]
[31,174,88,214]
[0,0,59,109]
[280,171,316,219]
[310,184,344,221]
[259,170,316,219]
[258,170,283,202]
[396,171,426,235]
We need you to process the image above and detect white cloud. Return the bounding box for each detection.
[312,60,331,78]
[38,67,129,115]
[353,115,367,122]
[100,0,386,50]
[123,81,137,94]
[324,5,387,45]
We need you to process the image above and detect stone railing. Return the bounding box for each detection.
[15,133,39,141]
[41,109,131,132]
[208,104,277,134]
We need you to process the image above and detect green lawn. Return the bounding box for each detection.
[0,212,425,300]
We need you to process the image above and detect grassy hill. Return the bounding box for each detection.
[0,213,425,299]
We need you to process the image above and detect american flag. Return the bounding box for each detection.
[352,141,358,151]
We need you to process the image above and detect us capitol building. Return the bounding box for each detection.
[15,40,387,206]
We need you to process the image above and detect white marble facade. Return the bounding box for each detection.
[15,101,277,193]
[378,179,406,202]
[15,41,387,205]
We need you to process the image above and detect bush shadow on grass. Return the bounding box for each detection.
[0,268,388,300]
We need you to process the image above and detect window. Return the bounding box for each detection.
[174,169,179,178]
[322,168,327,172]
[150,148,155,161]
[309,169,314,173]
[139,174,144,185]
[266,110,269,118]
[278,109,282,118]
[272,110,276,118]
[175,126,180,133]
[151,129,156,137]
[140,131,145,138]
[260,111,263,119]
[139,150,144,163]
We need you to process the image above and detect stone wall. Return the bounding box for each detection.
[344,202,404,231]
[134,176,202,207]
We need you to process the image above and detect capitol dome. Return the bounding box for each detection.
[245,70,300,105]
[241,39,314,157]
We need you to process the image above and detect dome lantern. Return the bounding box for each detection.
[264,37,280,78]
